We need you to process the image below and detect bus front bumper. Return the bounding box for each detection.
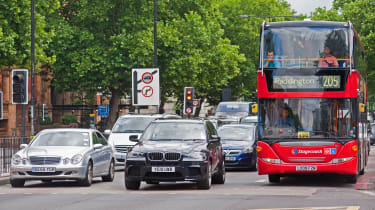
[257,156,357,175]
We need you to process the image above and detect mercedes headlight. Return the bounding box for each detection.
[71,154,83,165]
[243,147,253,153]
[12,155,22,165]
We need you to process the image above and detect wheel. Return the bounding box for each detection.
[41,179,52,184]
[146,180,159,185]
[268,174,280,183]
[346,175,357,183]
[212,160,225,184]
[10,179,25,188]
[250,157,257,171]
[79,162,93,186]
[125,179,140,190]
[197,163,212,189]
[359,167,365,175]
[102,160,115,182]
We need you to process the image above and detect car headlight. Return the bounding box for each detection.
[63,157,70,165]
[12,155,22,165]
[243,147,253,153]
[127,152,144,159]
[71,154,83,165]
[184,152,207,161]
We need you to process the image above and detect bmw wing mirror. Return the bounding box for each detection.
[210,135,221,142]
[104,129,111,136]
[129,135,139,142]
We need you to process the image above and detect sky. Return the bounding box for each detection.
[285,0,333,15]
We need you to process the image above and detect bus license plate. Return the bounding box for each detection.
[296,166,317,171]
[151,167,175,173]
[32,167,56,173]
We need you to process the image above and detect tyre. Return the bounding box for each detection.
[346,175,357,183]
[10,179,25,188]
[268,174,280,183]
[79,162,93,187]
[250,158,257,171]
[125,179,140,190]
[359,167,365,175]
[197,163,212,189]
[146,180,159,185]
[212,160,225,184]
[102,160,115,182]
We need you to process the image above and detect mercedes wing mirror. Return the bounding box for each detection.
[129,135,139,142]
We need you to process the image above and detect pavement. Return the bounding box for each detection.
[0,174,9,186]
[356,145,375,190]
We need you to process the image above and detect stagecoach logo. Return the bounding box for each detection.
[291,149,323,155]
[291,149,298,155]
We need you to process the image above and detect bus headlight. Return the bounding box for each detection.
[331,157,353,164]
[261,158,281,164]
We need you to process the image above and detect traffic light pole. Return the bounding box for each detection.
[30,0,35,136]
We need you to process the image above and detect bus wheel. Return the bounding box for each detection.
[268,174,280,183]
[346,175,357,184]
[359,167,365,175]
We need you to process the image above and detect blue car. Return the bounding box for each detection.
[218,125,257,170]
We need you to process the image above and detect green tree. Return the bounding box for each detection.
[48,0,154,127]
[0,0,59,67]
[157,0,245,115]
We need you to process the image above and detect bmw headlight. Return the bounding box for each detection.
[12,155,22,165]
[71,154,83,165]
[243,147,253,153]
[127,152,144,159]
[184,152,207,161]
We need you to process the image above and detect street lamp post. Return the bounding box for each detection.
[30,0,36,136]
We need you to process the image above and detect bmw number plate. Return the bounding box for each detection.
[151,167,175,173]
[32,167,56,172]
[296,166,317,171]
[225,157,236,161]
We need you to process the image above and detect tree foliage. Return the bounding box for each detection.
[0,0,59,67]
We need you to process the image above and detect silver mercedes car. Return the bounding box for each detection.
[10,128,115,187]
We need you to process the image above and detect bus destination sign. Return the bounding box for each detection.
[272,75,341,90]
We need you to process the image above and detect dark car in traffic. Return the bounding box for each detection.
[218,125,257,170]
[125,119,225,190]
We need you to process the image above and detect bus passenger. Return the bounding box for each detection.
[275,107,295,127]
[318,46,338,67]
[264,50,281,68]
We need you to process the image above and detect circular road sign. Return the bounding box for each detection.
[142,86,153,97]
[192,100,199,106]
[185,107,193,114]
[142,72,153,84]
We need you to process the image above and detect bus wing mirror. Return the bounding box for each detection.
[252,104,258,114]
[359,103,365,113]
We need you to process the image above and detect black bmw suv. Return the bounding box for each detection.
[125,119,225,190]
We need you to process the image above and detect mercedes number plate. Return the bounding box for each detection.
[225,156,236,161]
[296,166,317,171]
[151,167,175,173]
[31,167,56,173]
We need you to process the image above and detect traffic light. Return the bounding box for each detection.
[183,87,195,115]
[12,69,28,104]
[42,104,48,120]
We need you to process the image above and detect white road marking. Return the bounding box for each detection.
[255,179,266,183]
[359,190,375,197]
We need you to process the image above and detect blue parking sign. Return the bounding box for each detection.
[98,105,109,117]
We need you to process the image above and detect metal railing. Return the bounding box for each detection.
[0,136,25,176]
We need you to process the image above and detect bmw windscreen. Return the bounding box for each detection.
[259,98,355,140]
[142,122,206,141]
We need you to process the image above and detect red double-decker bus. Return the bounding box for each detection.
[256,20,370,183]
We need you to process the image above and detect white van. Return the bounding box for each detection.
[106,115,157,165]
